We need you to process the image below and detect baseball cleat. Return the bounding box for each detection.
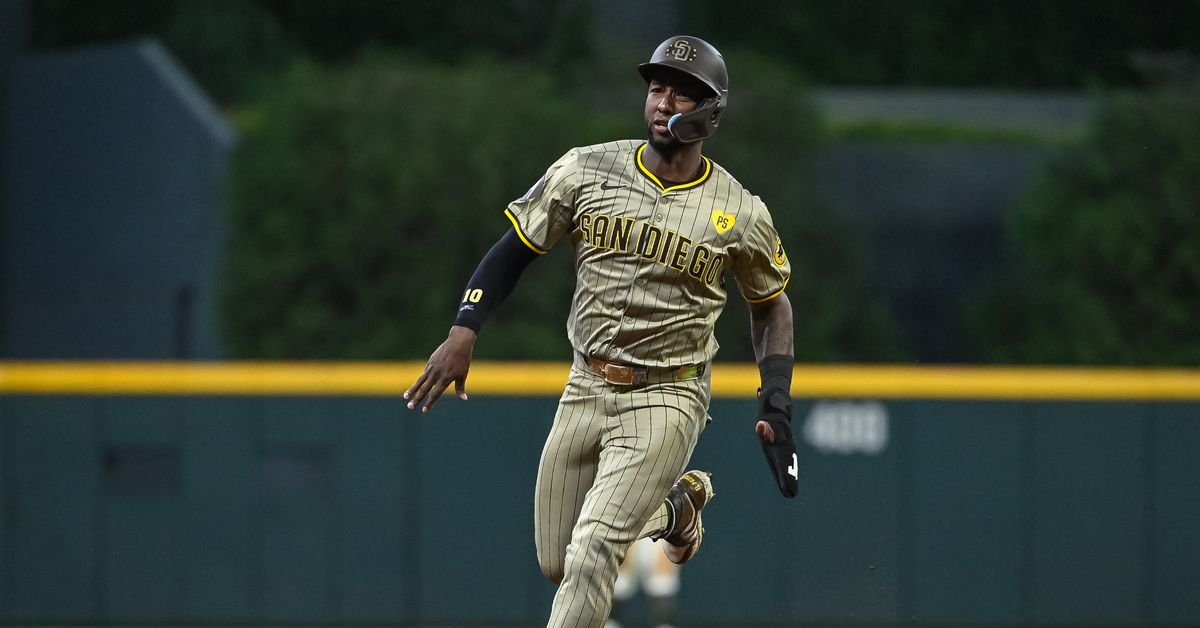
[658,470,715,564]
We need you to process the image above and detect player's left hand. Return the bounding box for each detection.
[756,389,799,498]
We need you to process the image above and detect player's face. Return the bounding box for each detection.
[644,76,704,151]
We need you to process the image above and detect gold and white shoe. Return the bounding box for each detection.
[656,470,715,564]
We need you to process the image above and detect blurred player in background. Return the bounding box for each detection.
[608,537,683,628]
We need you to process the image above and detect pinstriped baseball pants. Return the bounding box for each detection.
[536,356,710,628]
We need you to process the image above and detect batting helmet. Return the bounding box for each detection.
[638,36,729,143]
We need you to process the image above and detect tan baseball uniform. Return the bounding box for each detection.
[507,140,790,627]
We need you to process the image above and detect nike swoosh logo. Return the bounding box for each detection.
[600,181,626,190]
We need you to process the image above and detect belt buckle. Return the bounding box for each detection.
[602,362,635,386]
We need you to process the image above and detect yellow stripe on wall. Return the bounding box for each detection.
[0,361,558,397]
[778,365,1200,401]
[1,362,1199,400]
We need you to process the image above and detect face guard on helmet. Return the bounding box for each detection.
[638,36,729,143]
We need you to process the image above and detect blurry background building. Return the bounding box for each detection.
[3,38,232,358]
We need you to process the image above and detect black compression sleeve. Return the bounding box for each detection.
[453,228,540,332]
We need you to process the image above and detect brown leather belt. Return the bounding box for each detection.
[585,356,705,386]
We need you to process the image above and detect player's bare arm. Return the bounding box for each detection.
[748,293,794,442]
[748,293,800,497]
[404,228,539,412]
[748,292,794,361]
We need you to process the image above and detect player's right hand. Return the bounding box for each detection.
[404,325,476,413]
[756,388,799,498]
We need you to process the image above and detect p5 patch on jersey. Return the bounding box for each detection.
[711,210,735,234]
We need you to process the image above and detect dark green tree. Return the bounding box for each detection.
[685,0,1200,88]
[161,1,291,104]
[966,89,1200,365]
[221,55,629,359]
[33,0,1200,94]
[29,0,590,103]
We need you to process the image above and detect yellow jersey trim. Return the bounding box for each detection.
[504,208,548,255]
[744,278,790,304]
[635,144,712,193]
[1,362,1199,400]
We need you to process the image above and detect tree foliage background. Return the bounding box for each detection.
[220,56,625,359]
[686,0,1200,88]
[967,89,1200,365]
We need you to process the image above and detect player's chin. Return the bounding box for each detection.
[647,130,680,153]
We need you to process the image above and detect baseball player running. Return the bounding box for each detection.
[405,35,798,628]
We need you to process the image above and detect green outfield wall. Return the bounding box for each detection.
[1,362,1198,626]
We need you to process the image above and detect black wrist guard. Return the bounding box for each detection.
[757,354,793,419]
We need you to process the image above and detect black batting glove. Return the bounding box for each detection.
[757,355,799,498]
[758,388,799,497]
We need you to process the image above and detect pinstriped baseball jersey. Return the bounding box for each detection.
[505,139,790,367]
